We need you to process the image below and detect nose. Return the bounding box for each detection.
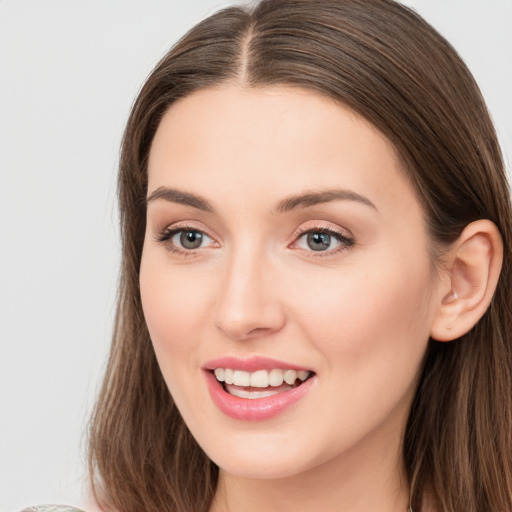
[213,247,286,341]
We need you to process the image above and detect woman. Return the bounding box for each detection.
[26,0,512,511]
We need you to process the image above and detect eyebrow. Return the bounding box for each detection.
[146,186,377,213]
[274,189,377,213]
[146,187,214,212]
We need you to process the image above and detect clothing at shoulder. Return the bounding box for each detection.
[21,506,85,512]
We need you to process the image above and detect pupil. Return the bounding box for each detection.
[181,230,203,249]
[307,232,330,251]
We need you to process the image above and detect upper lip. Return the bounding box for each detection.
[203,356,313,373]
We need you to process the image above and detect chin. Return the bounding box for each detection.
[212,450,315,480]
[191,423,329,481]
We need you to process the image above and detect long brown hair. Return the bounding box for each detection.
[88,1,512,510]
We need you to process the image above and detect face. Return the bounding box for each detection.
[140,85,441,481]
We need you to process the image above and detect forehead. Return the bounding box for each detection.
[147,84,420,219]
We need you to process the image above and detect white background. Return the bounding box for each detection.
[0,1,511,511]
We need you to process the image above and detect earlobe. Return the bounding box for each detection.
[430,220,503,342]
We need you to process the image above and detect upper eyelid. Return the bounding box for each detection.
[159,221,216,238]
[296,225,342,235]
[164,226,215,241]
[293,222,354,239]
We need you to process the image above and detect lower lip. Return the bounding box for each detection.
[204,371,315,421]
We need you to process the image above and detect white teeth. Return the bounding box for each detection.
[268,369,284,387]
[225,384,285,399]
[224,368,234,385]
[233,370,250,386]
[213,367,312,388]
[250,370,269,388]
[283,369,298,385]
[298,370,309,381]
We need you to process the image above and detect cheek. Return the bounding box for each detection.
[279,257,435,452]
[140,255,209,354]
[287,254,435,361]
[139,253,213,411]
[139,259,214,426]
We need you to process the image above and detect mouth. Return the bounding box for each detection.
[212,367,314,399]
[203,359,316,420]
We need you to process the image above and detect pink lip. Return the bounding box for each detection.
[203,356,311,372]
[204,370,315,421]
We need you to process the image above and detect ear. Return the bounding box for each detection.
[430,219,503,342]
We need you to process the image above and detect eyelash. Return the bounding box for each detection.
[155,224,355,257]
[293,224,355,256]
[154,224,214,257]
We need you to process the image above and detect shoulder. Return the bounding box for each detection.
[20,506,85,512]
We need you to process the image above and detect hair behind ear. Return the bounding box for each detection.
[405,216,512,510]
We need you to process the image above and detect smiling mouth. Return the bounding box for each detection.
[212,368,314,400]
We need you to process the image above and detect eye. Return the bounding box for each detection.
[294,227,355,254]
[156,226,216,253]
[175,229,206,250]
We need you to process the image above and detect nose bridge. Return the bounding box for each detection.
[214,239,285,340]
